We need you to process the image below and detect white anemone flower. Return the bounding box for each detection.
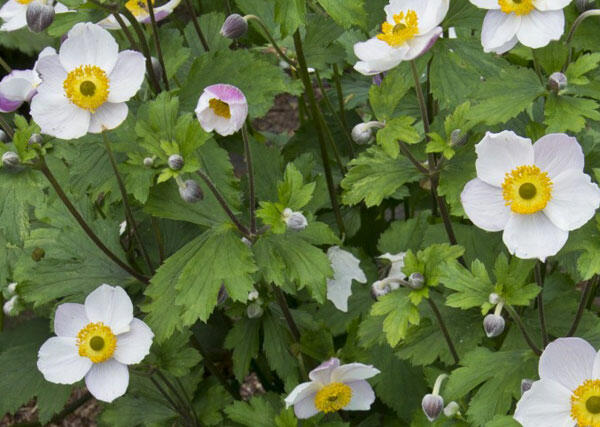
[30,22,146,139]
[285,357,380,419]
[97,0,181,30]
[326,246,367,312]
[37,284,154,403]
[0,0,67,32]
[514,337,600,426]
[353,0,450,76]
[372,252,407,295]
[461,131,600,261]
[195,84,248,136]
[469,0,572,53]
[0,46,55,113]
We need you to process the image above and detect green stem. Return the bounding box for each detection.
[563,9,600,70]
[535,262,548,347]
[0,55,11,73]
[245,15,296,68]
[332,64,355,158]
[293,30,346,237]
[531,49,544,85]
[183,0,210,52]
[241,125,256,234]
[427,298,459,364]
[156,370,198,426]
[151,217,166,264]
[505,304,542,356]
[398,141,430,175]
[150,375,194,425]
[567,276,598,337]
[146,0,170,90]
[273,285,301,342]
[0,114,14,139]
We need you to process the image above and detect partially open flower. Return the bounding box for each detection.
[37,284,154,402]
[0,0,67,32]
[195,84,248,136]
[282,208,308,231]
[98,0,182,30]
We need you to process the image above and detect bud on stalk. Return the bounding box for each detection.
[26,2,55,33]
[179,179,204,203]
[168,154,184,171]
[221,14,248,39]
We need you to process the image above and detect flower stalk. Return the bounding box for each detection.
[241,124,257,234]
[567,275,598,336]
[183,0,210,52]
[146,0,170,90]
[427,298,460,364]
[245,15,296,68]
[504,304,542,356]
[534,261,548,347]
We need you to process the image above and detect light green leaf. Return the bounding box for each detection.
[370,288,420,347]
[316,0,367,30]
[376,116,422,158]
[544,94,600,133]
[224,319,261,382]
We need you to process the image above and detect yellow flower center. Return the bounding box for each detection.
[377,10,419,47]
[501,165,553,214]
[314,382,353,414]
[15,0,34,4]
[77,322,117,363]
[209,98,231,119]
[498,0,535,15]
[63,65,110,112]
[125,0,155,17]
[571,380,600,426]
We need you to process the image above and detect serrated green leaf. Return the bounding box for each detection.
[544,93,600,133]
[224,319,261,382]
[370,288,420,347]
[376,116,421,158]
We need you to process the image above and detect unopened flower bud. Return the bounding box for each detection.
[221,14,248,39]
[371,280,390,299]
[3,295,18,316]
[143,157,154,167]
[450,129,467,147]
[150,56,163,84]
[248,290,259,301]
[247,302,263,318]
[26,2,55,33]
[408,272,425,289]
[7,282,17,293]
[422,394,444,422]
[2,151,20,170]
[0,130,7,142]
[29,133,42,145]
[168,154,184,171]
[483,314,505,338]
[548,72,567,92]
[488,293,501,305]
[443,401,460,417]
[351,123,373,145]
[241,237,252,247]
[217,284,228,305]
[179,179,204,203]
[521,378,534,394]
[576,0,595,12]
[282,208,308,231]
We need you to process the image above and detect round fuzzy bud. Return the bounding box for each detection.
[443,401,460,417]
[408,272,425,289]
[143,157,154,168]
[488,292,501,305]
[548,72,568,92]
[168,154,184,171]
[422,394,444,422]
[150,57,163,85]
[521,378,534,395]
[483,314,505,338]
[221,14,248,39]
[2,151,20,170]
[351,123,373,145]
[282,208,308,231]
[28,133,43,145]
[179,179,204,203]
[576,0,595,12]
[217,284,228,305]
[26,2,55,33]
[0,130,7,142]
[247,302,264,319]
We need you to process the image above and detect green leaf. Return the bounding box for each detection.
[369,65,413,121]
[12,114,40,163]
[147,330,202,377]
[185,12,232,56]
[302,14,345,70]
[403,244,465,289]
[274,0,306,37]
[225,394,280,427]
[566,53,600,85]
[442,260,494,313]
[316,0,367,30]
[376,116,422,158]
[278,163,316,210]
[262,309,298,381]
[224,319,261,382]
[544,93,600,133]
[378,213,430,254]
[370,288,420,347]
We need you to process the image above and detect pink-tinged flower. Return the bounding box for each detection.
[460,131,600,261]
[30,22,146,139]
[37,284,154,403]
[470,0,572,53]
[515,337,600,426]
[353,0,449,76]
[97,0,181,29]
[284,358,380,419]
[195,84,248,136]
[0,0,67,32]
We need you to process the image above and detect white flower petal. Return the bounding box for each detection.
[107,50,146,103]
[0,70,37,101]
[343,380,376,411]
[60,23,119,73]
[404,27,442,61]
[543,170,600,231]
[284,381,320,407]
[35,54,67,94]
[502,212,568,261]
[309,358,340,385]
[539,337,596,390]
[113,318,154,365]
[0,0,27,31]
[30,91,91,139]
[85,284,133,335]
[85,359,129,403]
[481,10,521,54]
[330,363,380,383]
[293,394,319,419]
[379,253,406,281]
[533,133,584,178]
[88,102,129,133]
[326,247,367,312]
[517,9,564,49]
[461,178,511,232]
[385,0,449,34]
[469,0,501,9]
[37,336,92,384]
[353,37,408,76]
[533,0,572,11]
[54,303,88,337]
[475,131,534,187]
[514,379,574,427]
[591,351,600,379]
[97,14,122,30]
[491,35,519,54]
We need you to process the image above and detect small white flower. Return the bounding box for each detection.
[195,84,248,136]
[248,289,259,301]
[469,0,572,53]
[98,0,181,29]
[119,221,127,236]
[353,0,449,75]
[514,337,600,426]
[284,357,380,419]
[326,246,367,312]
[3,295,18,315]
[0,0,67,32]
[37,284,154,403]
[461,131,600,261]
[282,208,308,231]
[30,22,146,139]
[7,282,18,293]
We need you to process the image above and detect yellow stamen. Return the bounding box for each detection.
[377,11,419,47]
[498,0,535,15]
[571,380,600,426]
[77,322,117,363]
[63,65,110,112]
[314,382,353,414]
[502,165,552,214]
[209,98,231,119]
[15,0,34,4]
[125,0,155,17]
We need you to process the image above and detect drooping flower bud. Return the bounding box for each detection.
[422,394,444,422]
[221,14,248,39]
[150,56,163,85]
[483,314,505,338]
[143,157,154,168]
[0,130,7,142]
[246,302,264,319]
[28,133,42,145]
[443,401,460,417]
[576,0,595,12]
[521,378,534,395]
[408,272,425,289]
[26,2,55,33]
[168,154,184,171]
[371,280,390,299]
[7,282,18,294]
[548,72,567,93]
[351,121,385,145]
[2,151,20,170]
[3,295,18,316]
[179,179,204,203]
[282,208,308,231]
